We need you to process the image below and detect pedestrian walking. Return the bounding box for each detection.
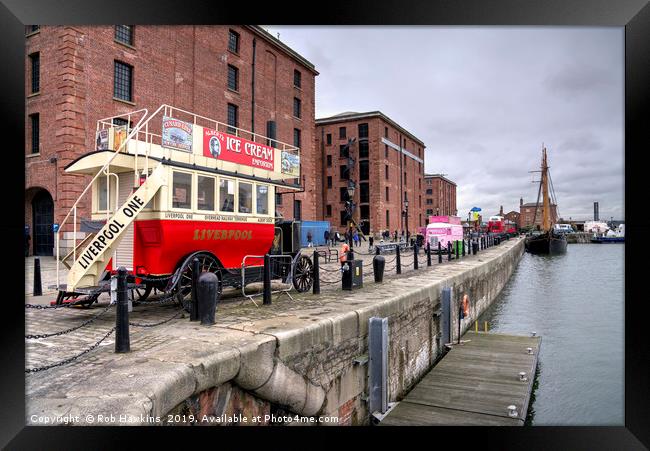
[353,230,359,247]
[25,225,31,257]
[324,230,330,247]
[307,230,313,247]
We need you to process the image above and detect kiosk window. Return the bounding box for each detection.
[219,178,235,212]
[239,182,253,213]
[172,172,192,209]
[197,176,215,211]
[97,175,115,212]
[256,184,269,215]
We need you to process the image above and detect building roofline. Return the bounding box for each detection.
[424,173,456,186]
[315,111,425,147]
[245,26,319,75]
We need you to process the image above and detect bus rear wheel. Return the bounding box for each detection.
[292,255,313,293]
[174,253,222,312]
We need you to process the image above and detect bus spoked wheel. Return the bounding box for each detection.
[173,253,223,312]
[292,255,314,293]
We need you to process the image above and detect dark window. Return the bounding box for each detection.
[293,97,301,118]
[29,113,39,154]
[326,155,332,167]
[418,162,421,172]
[359,160,369,181]
[227,103,238,134]
[266,120,277,147]
[384,127,388,138]
[340,211,348,226]
[404,172,407,184]
[294,69,301,88]
[276,193,283,205]
[385,186,389,201]
[419,178,421,189]
[360,183,369,203]
[339,127,346,139]
[293,128,301,148]
[326,205,332,216]
[427,209,433,215]
[386,210,390,228]
[385,145,388,158]
[115,25,134,46]
[228,65,239,91]
[419,195,422,208]
[358,123,369,139]
[26,25,40,34]
[385,165,389,179]
[359,140,369,159]
[360,205,370,221]
[427,199,433,205]
[113,61,133,101]
[340,144,349,159]
[294,200,302,221]
[327,176,332,188]
[228,29,240,53]
[326,134,332,145]
[340,165,349,180]
[426,189,433,195]
[29,53,39,93]
[340,187,348,202]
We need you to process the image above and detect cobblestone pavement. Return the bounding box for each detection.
[25,239,515,374]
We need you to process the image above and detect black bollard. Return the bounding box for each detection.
[263,254,272,305]
[455,241,460,259]
[190,258,200,322]
[462,239,466,257]
[473,240,477,255]
[448,241,452,261]
[198,272,219,325]
[438,241,443,264]
[312,250,320,295]
[33,257,42,297]
[413,244,418,270]
[373,255,385,283]
[115,267,130,353]
[427,242,432,266]
[396,245,402,274]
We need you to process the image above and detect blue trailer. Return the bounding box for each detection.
[300,221,331,247]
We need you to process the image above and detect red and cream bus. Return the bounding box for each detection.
[55,105,312,307]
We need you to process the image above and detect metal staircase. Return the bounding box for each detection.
[66,162,166,291]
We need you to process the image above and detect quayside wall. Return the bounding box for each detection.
[27,238,525,426]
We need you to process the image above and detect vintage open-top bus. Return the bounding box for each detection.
[55,105,313,307]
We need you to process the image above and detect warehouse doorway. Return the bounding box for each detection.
[32,189,54,256]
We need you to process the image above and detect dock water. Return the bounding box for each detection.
[380,331,541,426]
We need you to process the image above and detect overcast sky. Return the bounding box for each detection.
[264,26,624,221]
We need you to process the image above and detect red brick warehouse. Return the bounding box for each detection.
[423,173,457,224]
[315,112,426,237]
[25,25,318,256]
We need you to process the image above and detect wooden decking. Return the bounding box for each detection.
[380,331,541,426]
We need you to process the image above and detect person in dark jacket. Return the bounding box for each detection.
[324,230,330,246]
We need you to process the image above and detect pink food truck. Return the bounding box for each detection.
[425,216,464,250]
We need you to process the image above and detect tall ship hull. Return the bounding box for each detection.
[525,231,567,254]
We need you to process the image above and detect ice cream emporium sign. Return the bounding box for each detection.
[203,128,275,171]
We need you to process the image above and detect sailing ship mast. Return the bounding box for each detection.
[541,147,551,232]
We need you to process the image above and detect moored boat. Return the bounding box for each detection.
[524,146,567,255]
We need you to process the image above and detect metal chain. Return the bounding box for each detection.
[25,327,116,374]
[129,309,184,327]
[26,303,115,339]
[25,298,92,310]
